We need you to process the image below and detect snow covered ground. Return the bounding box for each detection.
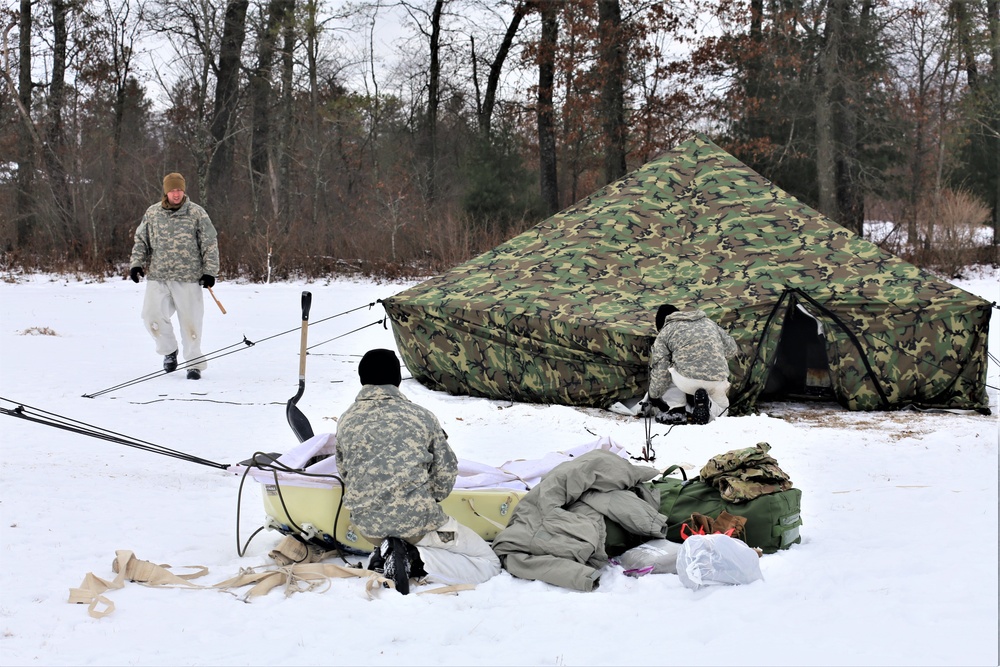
[0,267,997,667]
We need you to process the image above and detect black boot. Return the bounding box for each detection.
[655,407,688,425]
[367,541,387,573]
[163,350,178,372]
[691,388,710,425]
[382,537,412,595]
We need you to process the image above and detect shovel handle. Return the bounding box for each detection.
[301,291,312,321]
[298,291,312,379]
[208,287,226,314]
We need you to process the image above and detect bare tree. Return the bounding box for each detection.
[990,0,999,244]
[206,0,249,211]
[277,0,295,233]
[473,0,527,138]
[42,0,73,246]
[149,0,224,191]
[536,0,559,215]
[249,0,293,226]
[14,1,36,250]
[815,0,842,226]
[598,0,626,184]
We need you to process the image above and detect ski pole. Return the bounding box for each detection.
[208,287,227,314]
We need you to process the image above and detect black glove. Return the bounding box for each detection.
[129,266,144,283]
[200,274,215,289]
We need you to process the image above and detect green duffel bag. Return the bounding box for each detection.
[647,465,803,554]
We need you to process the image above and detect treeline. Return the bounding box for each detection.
[1,0,997,281]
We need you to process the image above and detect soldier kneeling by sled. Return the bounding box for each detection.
[335,349,501,594]
[644,304,738,426]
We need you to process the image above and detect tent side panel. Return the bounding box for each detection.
[383,300,649,407]
[820,303,991,411]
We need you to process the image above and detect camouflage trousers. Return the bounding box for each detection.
[658,369,730,420]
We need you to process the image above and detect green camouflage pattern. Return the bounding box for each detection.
[335,384,456,541]
[130,198,219,282]
[699,442,793,503]
[382,134,991,414]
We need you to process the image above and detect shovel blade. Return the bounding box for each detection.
[286,381,314,443]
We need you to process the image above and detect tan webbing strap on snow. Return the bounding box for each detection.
[70,551,476,616]
[416,583,475,595]
[211,562,470,598]
[215,562,386,599]
[68,550,209,619]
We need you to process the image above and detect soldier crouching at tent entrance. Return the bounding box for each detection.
[645,304,738,425]
[335,349,502,594]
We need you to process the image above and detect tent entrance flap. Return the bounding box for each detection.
[762,301,834,401]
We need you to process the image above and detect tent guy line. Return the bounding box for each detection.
[81,301,386,399]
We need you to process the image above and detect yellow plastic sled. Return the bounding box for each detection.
[243,434,627,555]
[261,482,525,554]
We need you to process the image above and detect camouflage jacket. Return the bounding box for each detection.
[649,310,737,397]
[129,197,219,282]
[335,384,456,541]
[699,442,792,503]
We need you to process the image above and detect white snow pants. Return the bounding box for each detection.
[141,280,207,370]
[660,368,730,420]
[412,516,502,586]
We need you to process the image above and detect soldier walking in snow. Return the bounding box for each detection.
[646,304,738,425]
[128,172,219,380]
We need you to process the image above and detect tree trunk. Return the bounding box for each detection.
[815,1,840,223]
[988,0,999,246]
[14,0,35,251]
[278,0,295,233]
[478,1,526,138]
[834,0,866,236]
[305,0,321,228]
[598,0,627,185]
[951,0,979,88]
[746,0,764,141]
[250,0,286,227]
[206,0,249,211]
[537,0,559,215]
[45,0,74,247]
[424,0,445,203]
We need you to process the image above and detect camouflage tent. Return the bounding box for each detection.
[381,134,992,414]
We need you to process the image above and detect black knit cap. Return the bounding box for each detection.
[656,304,679,331]
[358,348,402,386]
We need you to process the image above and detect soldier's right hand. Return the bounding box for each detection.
[129,266,144,283]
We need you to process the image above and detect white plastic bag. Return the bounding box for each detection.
[614,539,681,577]
[676,533,763,590]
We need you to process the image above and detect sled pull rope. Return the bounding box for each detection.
[0,398,229,469]
[234,456,355,562]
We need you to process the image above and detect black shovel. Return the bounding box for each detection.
[286,291,315,442]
